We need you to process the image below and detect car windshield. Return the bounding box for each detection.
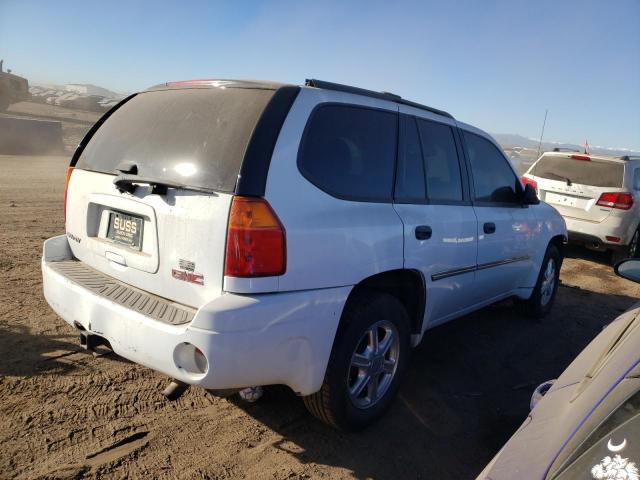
[532,155,624,188]
[76,87,275,193]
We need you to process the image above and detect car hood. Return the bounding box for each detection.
[479,302,640,480]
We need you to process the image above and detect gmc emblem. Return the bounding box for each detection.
[172,269,204,286]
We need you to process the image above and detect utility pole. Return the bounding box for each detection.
[536,109,548,159]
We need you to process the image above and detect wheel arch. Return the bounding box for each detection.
[341,269,426,339]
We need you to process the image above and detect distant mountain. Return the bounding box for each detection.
[64,83,122,99]
[492,133,639,158]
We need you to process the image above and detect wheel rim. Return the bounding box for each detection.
[347,320,400,409]
[630,231,639,258]
[540,258,556,307]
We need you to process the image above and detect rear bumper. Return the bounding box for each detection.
[564,215,636,249]
[42,235,349,395]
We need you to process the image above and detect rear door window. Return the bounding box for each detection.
[395,115,426,201]
[464,131,520,204]
[417,119,463,202]
[297,104,397,202]
[531,155,624,188]
[76,88,275,193]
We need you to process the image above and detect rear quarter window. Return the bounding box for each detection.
[532,156,624,188]
[297,104,397,202]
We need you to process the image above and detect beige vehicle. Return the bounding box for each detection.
[478,258,640,479]
[0,60,30,112]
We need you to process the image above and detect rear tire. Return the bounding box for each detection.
[517,244,561,319]
[303,291,410,430]
[612,228,640,265]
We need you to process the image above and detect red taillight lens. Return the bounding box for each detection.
[596,192,634,210]
[521,175,538,193]
[224,197,286,277]
[570,154,591,161]
[64,167,74,223]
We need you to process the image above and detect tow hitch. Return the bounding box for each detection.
[79,330,112,355]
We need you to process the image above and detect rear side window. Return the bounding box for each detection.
[297,104,397,202]
[531,155,624,188]
[464,131,520,204]
[76,88,274,192]
[417,119,463,202]
[395,115,426,201]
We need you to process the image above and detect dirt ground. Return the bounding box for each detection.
[1,154,640,480]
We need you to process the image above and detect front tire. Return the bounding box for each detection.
[518,244,561,319]
[303,291,410,430]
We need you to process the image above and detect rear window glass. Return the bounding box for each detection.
[76,88,274,192]
[297,104,397,202]
[532,155,624,188]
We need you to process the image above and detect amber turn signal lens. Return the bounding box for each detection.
[224,197,286,277]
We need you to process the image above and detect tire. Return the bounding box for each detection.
[303,290,410,430]
[612,228,640,265]
[517,244,561,319]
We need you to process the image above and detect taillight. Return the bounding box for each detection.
[596,192,634,210]
[521,175,538,193]
[570,154,591,161]
[64,167,74,223]
[224,196,286,277]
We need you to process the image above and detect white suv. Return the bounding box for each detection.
[42,79,567,429]
[522,150,640,262]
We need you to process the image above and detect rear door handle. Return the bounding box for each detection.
[415,225,432,240]
[484,222,496,234]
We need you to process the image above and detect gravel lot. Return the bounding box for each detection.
[1,154,639,480]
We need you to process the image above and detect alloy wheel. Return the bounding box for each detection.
[347,320,400,409]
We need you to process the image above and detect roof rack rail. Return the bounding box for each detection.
[304,79,454,119]
[552,147,581,153]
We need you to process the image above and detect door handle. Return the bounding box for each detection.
[415,225,432,240]
[484,222,496,234]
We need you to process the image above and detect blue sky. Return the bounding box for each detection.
[1,0,639,150]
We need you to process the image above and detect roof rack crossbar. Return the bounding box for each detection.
[305,79,454,119]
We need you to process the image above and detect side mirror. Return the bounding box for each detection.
[522,184,540,205]
[614,258,640,283]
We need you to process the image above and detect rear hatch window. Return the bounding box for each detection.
[531,155,624,188]
[76,87,275,192]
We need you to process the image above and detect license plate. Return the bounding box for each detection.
[106,212,143,250]
[546,192,578,208]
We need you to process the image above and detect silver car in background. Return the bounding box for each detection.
[478,258,640,480]
[522,151,640,262]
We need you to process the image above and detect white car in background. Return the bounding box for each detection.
[42,78,567,430]
[522,151,640,262]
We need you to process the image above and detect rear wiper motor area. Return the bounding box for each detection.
[113,174,214,195]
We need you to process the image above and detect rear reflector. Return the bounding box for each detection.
[606,236,621,243]
[596,192,634,210]
[64,167,74,223]
[570,154,591,161]
[224,197,286,277]
[521,175,538,193]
